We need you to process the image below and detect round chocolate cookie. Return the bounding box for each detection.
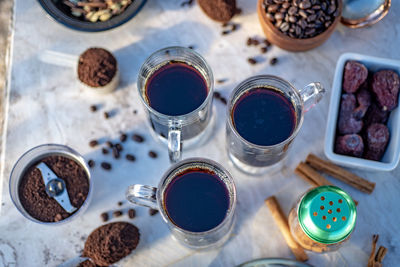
[18,155,90,222]
[78,48,117,88]
[83,222,140,266]
[198,0,237,22]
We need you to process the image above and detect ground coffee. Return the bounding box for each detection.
[198,0,237,22]
[18,155,90,222]
[78,48,117,87]
[83,222,140,266]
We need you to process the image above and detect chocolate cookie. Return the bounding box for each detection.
[198,0,237,22]
[83,222,140,266]
[18,155,90,222]
[78,48,117,87]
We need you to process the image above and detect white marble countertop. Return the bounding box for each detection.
[1,0,400,266]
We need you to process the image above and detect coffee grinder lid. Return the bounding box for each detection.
[341,0,391,28]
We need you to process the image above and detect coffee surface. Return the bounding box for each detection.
[145,61,208,116]
[232,87,296,146]
[164,168,230,232]
[18,155,90,222]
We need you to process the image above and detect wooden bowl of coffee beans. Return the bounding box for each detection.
[258,0,342,52]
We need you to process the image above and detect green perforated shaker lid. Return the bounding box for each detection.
[298,186,357,244]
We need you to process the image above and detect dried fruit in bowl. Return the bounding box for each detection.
[335,134,364,157]
[338,94,363,134]
[371,70,400,111]
[365,123,390,161]
[343,61,368,94]
[353,87,371,119]
[364,103,389,127]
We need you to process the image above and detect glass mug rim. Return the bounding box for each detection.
[128,157,237,236]
[9,143,93,226]
[137,46,214,121]
[227,75,305,150]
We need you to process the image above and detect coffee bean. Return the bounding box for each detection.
[305,28,316,36]
[275,20,283,27]
[313,5,321,10]
[90,105,97,112]
[298,19,307,29]
[106,141,114,148]
[133,110,138,115]
[252,39,260,46]
[266,13,275,22]
[268,4,279,13]
[118,201,123,206]
[104,112,110,119]
[217,79,227,84]
[112,147,120,159]
[270,57,278,65]
[149,209,159,216]
[149,151,158,158]
[100,212,109,222]
[219,97,227,105]
[214,92,221,99]
[120,133,127,142]
[102,148,109,155]
[101,162,112,170]
[325,21,332,28]
[261,46,268,53]
[128,209,136,219]
[264,0,274,4]
[126,154,136,162]
[282,2,290,9]
[289,15,297,23]
[280,22,290,32]
[274,12,284,21]
[321,2,327,10]
[327,4,336,14]
[132,134,145,143]
[299,10,308,18]
[299,0,311,9]
[306,8,315,14]
[222,30,231,35]
[264,39,272,47]
[88,159,95,168]
[113,210,123,217]
[307,14,317,22]
[295,25,302,36]
[288,6,297,15]
[89,140,98,147]
[246,37,252,46]
[115,143,123,152]
[247,58,257,65]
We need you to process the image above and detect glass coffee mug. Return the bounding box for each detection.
[226,75,325,175]
[137,47,214,163]
[126,158,236,249]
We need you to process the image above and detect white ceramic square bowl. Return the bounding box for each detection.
[325,53,400,172]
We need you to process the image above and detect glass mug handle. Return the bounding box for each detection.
[299,82,325,112]
[168,121,182,163]
[126,185,158,210]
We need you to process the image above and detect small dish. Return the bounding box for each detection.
[325,53,400,172]
[257,0,343,52]
[37,0,146,32]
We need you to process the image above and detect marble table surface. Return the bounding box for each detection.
[1,0,400,266]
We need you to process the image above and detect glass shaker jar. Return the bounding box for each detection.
[288,186,357,253]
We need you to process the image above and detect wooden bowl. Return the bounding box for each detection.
[257,0,343,52]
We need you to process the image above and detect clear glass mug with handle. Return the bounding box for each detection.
[125,158,236,249]
[226,75,325,175]
[137,47,214,163]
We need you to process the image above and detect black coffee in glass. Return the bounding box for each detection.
[163,168,230,232]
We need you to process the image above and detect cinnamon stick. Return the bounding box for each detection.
[367,235,387,267]
[295,162,333,186]
[265,196,308,262]
[306,154,375,194]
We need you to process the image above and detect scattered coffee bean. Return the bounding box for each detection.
[263,39,271,47]
[222,30,231,35]
[112,147,120,159]
[88,159,95,168]
[101,212,109,222]
[219,97,227,105]
[188,45,195,49]
[148,151,158,159]
[101,162,112,170]
[133,110,138,115]
[120,134,127,142]
[248,58,257,65]
[132,134,144,143]
[128,209,136,219]
[214,92,221,99]
[246,37,252,46]
[102,148,109,155]
[106,141,114,148]
[180,0,193,7]
[115,143,123,152]
[113,210,123,217]
[149,209,159,216]
[104,112,110,119]
[118,201,123,206]
[90,105,97,112]
[261,46,268,53]
[217,79,228,84]
[126,154,136,162]
[270,57,278,65]
[89,140,98,147]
